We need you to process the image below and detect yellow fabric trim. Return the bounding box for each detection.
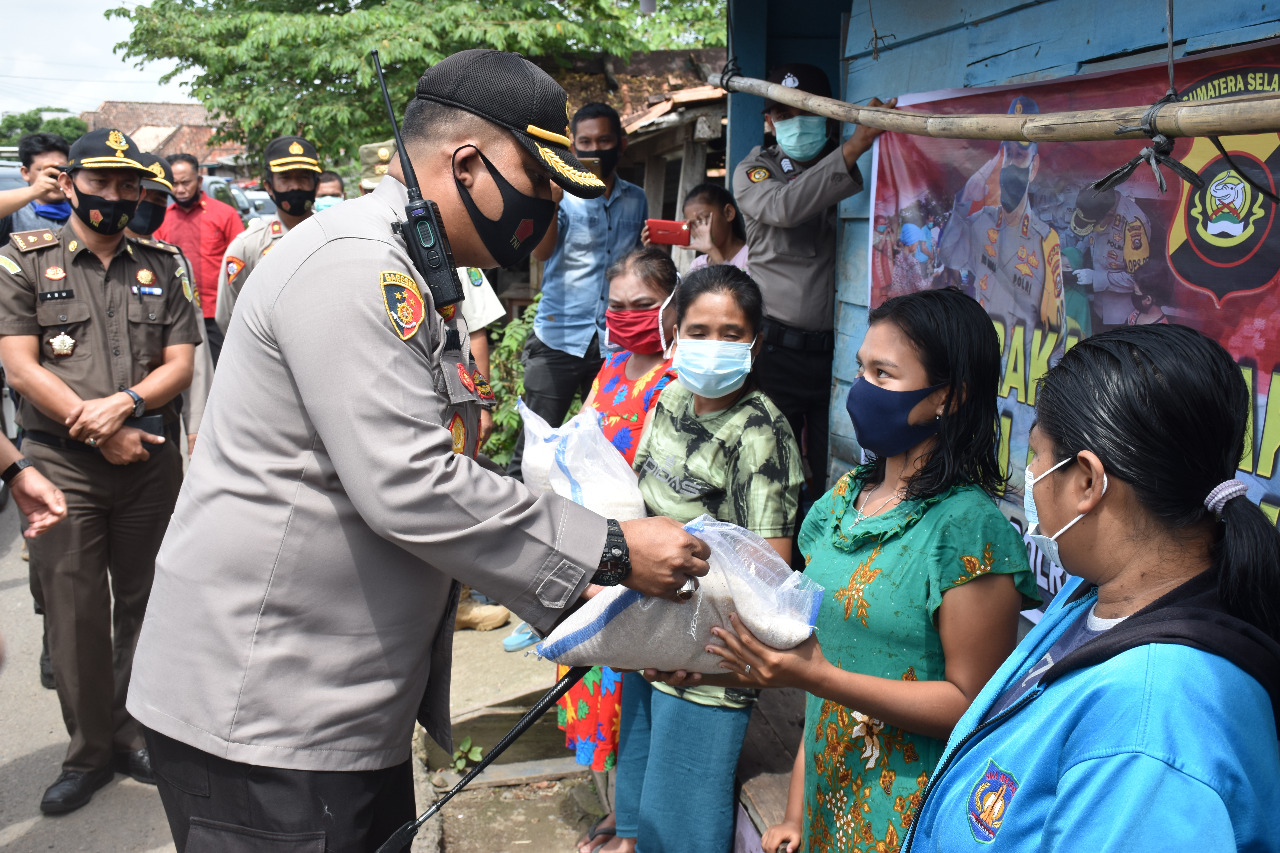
[535,144,605,188]
[77,157,148,170]
[268,157,322,172]
[526,124,571,147]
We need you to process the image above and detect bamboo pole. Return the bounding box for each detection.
[708,73,1280,142]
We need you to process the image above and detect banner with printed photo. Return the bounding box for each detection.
[869,41,1280,609]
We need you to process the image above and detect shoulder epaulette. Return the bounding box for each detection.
[9,229,58,253]
[129,236,181,255]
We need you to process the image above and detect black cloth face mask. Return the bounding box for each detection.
[269,182,316,217]
[453,146,556,268]
[72,190,138,236]
[575,146,619,179]
[175,192,199,209]
[999,163,1031,213]
[127,200,167,235]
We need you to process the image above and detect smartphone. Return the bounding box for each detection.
[646,219,690,247]
[125,414,165,437]
[579,157,603,179]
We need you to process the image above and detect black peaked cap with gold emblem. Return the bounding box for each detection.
[135,152,176,196]
[64,128,152,175]
[413,49,606,199]
[264,136,322,175]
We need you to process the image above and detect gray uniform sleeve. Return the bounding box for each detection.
[271,243,606,633]
[178,252,213,435]
[733,146,863,229]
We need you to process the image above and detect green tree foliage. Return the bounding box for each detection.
[0,108,87,147]
[108,0,725,161]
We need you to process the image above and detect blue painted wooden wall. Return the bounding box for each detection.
[727,0,1280,483]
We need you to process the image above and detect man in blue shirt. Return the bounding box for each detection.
[0,133,72,243]
[509,102,647,479]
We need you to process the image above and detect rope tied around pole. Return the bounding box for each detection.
[1091,91,1204,194]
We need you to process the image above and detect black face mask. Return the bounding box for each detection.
[999,163,1030,213]
[127,200,168,235]
[71,190,138,236]
[453,146,556,269]
[575,146,620,179]
[269,183,316,217]
[175,191,199,208]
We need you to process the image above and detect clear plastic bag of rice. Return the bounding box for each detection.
[518,401,647,522]
[535,515,825,673]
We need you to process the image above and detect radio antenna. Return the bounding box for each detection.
[370,50,421,202]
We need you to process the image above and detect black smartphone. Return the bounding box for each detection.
[125,414,165,437]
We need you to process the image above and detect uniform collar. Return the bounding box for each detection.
[60,223,132,262]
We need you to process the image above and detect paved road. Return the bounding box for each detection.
[0,496,176,852]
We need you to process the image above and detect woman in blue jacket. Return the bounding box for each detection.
[894,324,1280,850]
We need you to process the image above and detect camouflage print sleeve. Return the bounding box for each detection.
[727,394,804,538]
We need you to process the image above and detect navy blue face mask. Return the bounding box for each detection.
[845,376,948,459]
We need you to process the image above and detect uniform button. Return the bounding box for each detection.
[113,347,120,356]
[107,309,115,318]
[58,313,67,322]
[148,312,156,320]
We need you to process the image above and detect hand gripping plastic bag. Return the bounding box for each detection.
[535,515,825,673]
[518,401,648,522]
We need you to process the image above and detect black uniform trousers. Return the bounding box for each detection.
[25,436,182,772]
[754,342,834,499]
[146,728,415,853]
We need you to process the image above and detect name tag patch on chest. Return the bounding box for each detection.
[380,270,425,340]
[968,758,1020,843]
[131,285,164,296]
[39,289,75,302]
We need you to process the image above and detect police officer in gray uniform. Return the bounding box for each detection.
[733,63,892,496]
[128,49,710,851]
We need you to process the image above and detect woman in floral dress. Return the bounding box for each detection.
[559,247,678,852]
[679,287,1039,853]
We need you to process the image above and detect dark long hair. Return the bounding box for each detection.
[865,287,1006,499]
[683,182,748,243]
[1035,323,1280,639]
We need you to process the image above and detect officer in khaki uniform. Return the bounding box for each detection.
[733,63,891,497]
[0,128,201,815]
[128,49,710,851]
[360,138,396,193]
[215,135,322,332]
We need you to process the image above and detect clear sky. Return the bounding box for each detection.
[0,1,195,118]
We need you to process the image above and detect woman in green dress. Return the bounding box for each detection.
[665,287,1040,853]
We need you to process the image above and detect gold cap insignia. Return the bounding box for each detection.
[149,162,165,178]
[107,130,128,157]
[377,147,390,162]
[289,141,304,155]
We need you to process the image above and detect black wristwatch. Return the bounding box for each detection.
[592,518,631,586]
[1,458,32,485]
[123,388,146,418]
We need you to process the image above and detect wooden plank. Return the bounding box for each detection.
[644,155,667,220]
[1186,19,1280,54]
[675,138,708,216]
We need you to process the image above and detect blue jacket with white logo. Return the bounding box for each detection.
[905,572,1280,852]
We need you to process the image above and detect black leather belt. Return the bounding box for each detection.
[23,422,181,452]
[760,317,835,353]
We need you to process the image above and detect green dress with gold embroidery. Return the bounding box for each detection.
[798,466,1039,853]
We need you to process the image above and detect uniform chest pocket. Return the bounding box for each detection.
[564,213,602,255]
[36,300,92,360]
[774,218,818,259]
[127,299,169,368]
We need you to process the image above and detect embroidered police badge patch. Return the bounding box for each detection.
[438,303,457,322]
[448,412,466,455]
[467,267,484,286]
[225,256,246,283]
[473,370,495,401]
[457,364,476,394]
[381,271,425,340]
[747,167,771,183]
[968,758,1019,843]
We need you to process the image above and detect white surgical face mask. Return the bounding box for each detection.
[673,337,755,399]
[1023,455,1107,568]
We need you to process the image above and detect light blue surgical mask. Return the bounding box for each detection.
[673,337,755,398]
[773,115,829,162]
[1023,456,1107,568]
[314,195,343,212]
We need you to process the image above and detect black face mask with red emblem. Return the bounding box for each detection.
[452,146,555,268]
[72,190,138,236]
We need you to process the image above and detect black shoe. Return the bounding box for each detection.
[39,768,114,815]
[112,748,155,785]
[39,641,55,690]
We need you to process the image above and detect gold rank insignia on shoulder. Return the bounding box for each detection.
[747,167,771,183]
[270,220,283,236]
[9,230,57,252]
[380,270,425,341]
[49,332,76,357]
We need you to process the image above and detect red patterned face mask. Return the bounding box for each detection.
[605,307,664,354]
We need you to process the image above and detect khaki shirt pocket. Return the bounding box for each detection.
[127,298,169,370]
[35,299,92,361]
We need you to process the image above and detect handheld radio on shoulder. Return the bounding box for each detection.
[370,50,464,308]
